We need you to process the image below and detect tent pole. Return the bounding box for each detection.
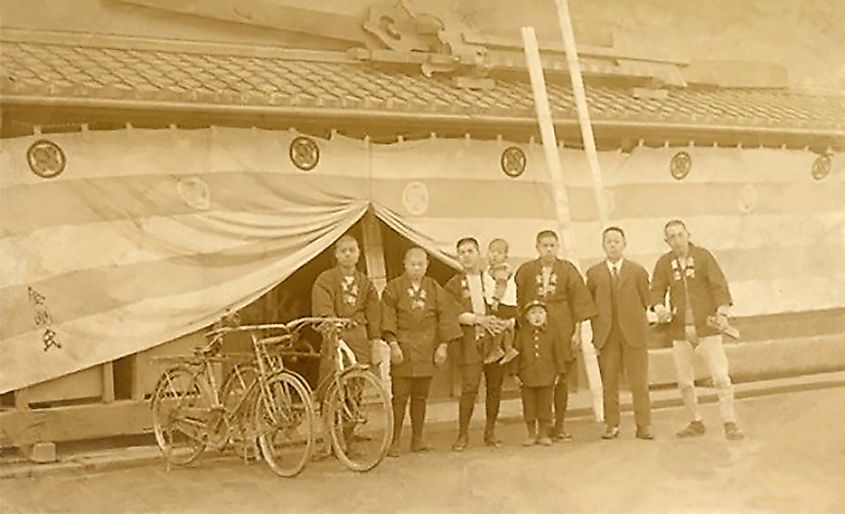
[522,25,604,423]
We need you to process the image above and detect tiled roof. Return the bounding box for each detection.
[2,39,844,136]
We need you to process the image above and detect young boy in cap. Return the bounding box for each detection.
[512,300,566,446]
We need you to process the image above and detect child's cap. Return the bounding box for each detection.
[522,299,547,315]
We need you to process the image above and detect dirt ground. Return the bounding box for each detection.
[1,387,843,514]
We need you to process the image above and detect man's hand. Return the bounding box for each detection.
[434,343,448,368]
[389,342,404,365]
[653,304,672,324]
[554,374,562,386]
[512,374,522,387]
[370,339,384,367]
[570,331,582,352]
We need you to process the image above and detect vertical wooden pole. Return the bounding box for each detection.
[522,26,604,423]
[553,0,610,225]
[131,354,145,401]
[102,362,115,404]
[360,207,391,395]
[14,387,30,410]
[521,26,580,263]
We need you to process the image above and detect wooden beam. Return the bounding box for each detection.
[14,388,30,410]
[360,208,387,294]
[102,362,115,404]
[131,355,145,401]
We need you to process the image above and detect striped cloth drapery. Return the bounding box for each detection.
[1,127,842,392]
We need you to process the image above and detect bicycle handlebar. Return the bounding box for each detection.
[203,316,352,343]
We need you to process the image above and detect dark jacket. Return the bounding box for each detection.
[586,259,650,349]
[650,244,733,340]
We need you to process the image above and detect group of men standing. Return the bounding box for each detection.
[310,219,744,459]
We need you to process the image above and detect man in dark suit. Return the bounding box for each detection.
[586,227,653,440]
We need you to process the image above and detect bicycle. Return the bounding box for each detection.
[150,318,318,477]
[307,317,394,472]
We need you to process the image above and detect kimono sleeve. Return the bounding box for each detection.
[649,256,670,307]
[434,281,462,343]
[363,277,382,340]
[702,249,733,307]
[444,275,471,315]
[550,324,568,374]
[311,271,337,317]
[514,262,531,308]
[380,282,399,344]
[564,261,597,322]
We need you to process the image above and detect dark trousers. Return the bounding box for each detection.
[458,361,504,435]
[552,359,575,433]
[521,385,553,424]
[599,329,652,428]
[391,376,432,445]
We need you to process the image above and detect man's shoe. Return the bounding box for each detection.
[387,444,401,458]
[676,420,706,438]
[451,433,469,452]
[550,429,573,442]
[536,436,553,446]
[484,348,506,364]
[636,426,655,440]
[724,422,745,441]
[601,425,620,440]
[484,430,503,448]
[522,437,537,447]
[411,440,433,453]
[500,348,520,365]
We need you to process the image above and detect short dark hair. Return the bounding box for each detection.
[535,230,558,244]
[456,237,480,251]
[602,226,626,240]
[334,234,359,250]
[664,219,688,234]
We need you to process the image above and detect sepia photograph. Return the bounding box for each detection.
[0,1,843,512]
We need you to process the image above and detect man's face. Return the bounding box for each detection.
[526,306,547,327]
[487,243,508,267]
[536,236,559,262]
[457,242,479,271]
[602,231,626,261]
[664,224,690,255]
[405,251,428,280]
[335,240,360,268]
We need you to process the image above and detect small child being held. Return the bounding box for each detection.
[512,300,565,446]
[482,238,519,364]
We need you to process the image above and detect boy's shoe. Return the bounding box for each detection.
[484,430,503,448]
[536,436,553,446]
[676,420,706,438]
[550,428,573,442]
[601,425,620,439]
[411,440,432,453]
[451,433,469,452]
[724,422,745,441]
[387,443,401,458]
[500,348,520,365]
[636,426,655,440]
[484,347,506,364]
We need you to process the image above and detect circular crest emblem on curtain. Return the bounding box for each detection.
[811,154,831,181]
[669,151,692,180]
[27,139,66,179]
[402,181,429,216]
[289,136,320,171]
[177,177,211,210]
[500,146,527,178]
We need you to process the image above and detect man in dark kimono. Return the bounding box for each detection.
[311,235,381,383]
[445,237,516,452]
[382,247,461,457]
[515,230,597,441]
[651,219,743,440]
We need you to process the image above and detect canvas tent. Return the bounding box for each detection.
[2,126,843,393]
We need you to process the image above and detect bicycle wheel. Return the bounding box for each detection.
[327,368,393,472]
[255,372,316,477]
[151,366,210,466]
[211,364,258,451]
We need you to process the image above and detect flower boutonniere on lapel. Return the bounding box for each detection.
[341,275,359,307]
[407,284,427,310]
